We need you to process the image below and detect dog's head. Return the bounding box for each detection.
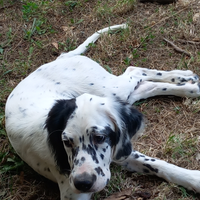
[45,93,143,193]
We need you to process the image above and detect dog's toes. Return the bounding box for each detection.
[175,74,199,84]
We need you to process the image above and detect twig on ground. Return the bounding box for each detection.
[146,6,190,30]
[163,38,191,57]
[177,39,200,45]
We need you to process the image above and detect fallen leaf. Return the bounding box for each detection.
[52,42,58,49]
[196,153,200,161]
[104,189,132,200]
[62,26,74,32]
[135,191,152,198]
[193,13,200,23]
[179,0,193,6]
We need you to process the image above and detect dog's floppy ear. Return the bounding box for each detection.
[107,100,144,162]
[45,99,77,174]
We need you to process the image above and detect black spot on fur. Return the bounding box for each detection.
[19,107,27,114]
[134,154,139,159]
[171,78,175,82]
[90,98,92,101]
[162,88,167,91]
[9,94,14,99]
[86,144,99,164]
[177,83,185,86]
[95,167,105,176]
[106,179,110,185]
[56,82,61,84]
[82,143,87,151]
[142,73,147,76]
[90,83,94,85]
[72,146,80,159]
[82,136,84,143]
[127,94,130,101]
[134,84,139,90]
[157,72,162,76]
[100,154,104,160]
[94,144,98,151]
[74,159,79,166]
[89,135,93,146]
[145,158,149,161]
[181,78,186,82]
[45,99,77,174]
[143,164,158,173]
[81,157,85,162]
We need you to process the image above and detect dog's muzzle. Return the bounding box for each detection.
[73,172,97,192]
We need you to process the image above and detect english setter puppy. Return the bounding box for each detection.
[5,24,200,200]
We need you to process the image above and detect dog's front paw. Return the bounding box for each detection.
[185,170,200,193]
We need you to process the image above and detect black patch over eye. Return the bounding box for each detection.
[93,135,106,144]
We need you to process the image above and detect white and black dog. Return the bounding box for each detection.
[5,24,200,200]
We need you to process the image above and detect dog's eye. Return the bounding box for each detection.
[63,137,73,148]
[93,135,106,144]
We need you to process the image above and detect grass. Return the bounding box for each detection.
[165,132,197,159]
[0,0,200,199]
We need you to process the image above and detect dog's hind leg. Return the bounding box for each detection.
[122,66,199,84]
[126,80,200,104]
[114,66,200,104]
[118,151,200,193]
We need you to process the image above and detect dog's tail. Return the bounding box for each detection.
[58,24,128,58]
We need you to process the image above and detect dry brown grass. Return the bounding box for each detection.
[1,0,200,199]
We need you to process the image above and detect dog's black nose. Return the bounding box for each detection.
[73,173,97,192]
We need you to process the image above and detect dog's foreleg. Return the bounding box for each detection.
[117,151,200,193]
